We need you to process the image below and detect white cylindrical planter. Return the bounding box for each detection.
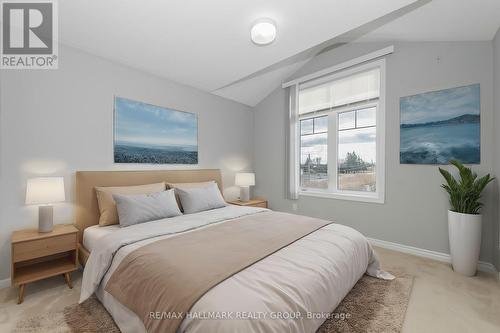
[448,210,482,276]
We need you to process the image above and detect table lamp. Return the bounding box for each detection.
[25,177,65,233]
[235,173,255,202]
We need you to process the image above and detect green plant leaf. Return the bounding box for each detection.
[438,161,494,214]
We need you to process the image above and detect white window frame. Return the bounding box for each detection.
[296,59,386,204]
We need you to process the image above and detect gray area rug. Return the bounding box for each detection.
[317,273,414,333]
[14,273,413,333]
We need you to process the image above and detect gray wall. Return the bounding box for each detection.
[494,29,500,270]
[0,45,253,281]
[253,42,497,265]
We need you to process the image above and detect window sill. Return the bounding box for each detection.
[299,190,384,204]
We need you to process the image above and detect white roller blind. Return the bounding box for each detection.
[298,68,380,115]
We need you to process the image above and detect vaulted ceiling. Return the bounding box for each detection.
[357,0,500,42]
[57,0,500,107]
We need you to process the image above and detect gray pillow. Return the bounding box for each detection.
[176,182,226,214]
[113,189,182,227]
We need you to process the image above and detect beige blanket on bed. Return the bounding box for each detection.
[104,211,331,333]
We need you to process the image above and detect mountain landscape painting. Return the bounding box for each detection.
[400,84,480,164]
[114,97,198,164]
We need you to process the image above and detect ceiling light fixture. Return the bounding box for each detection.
[251,18,277,46]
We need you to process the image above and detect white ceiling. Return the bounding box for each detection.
[58,0,420,106]
[356,0,500,42]
[56,0,500,107]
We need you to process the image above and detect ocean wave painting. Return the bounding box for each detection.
[114,97,198,164]
[400,84,480,165]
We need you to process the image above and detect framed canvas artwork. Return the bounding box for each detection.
[400,84,480,165]
[114,97,198,164]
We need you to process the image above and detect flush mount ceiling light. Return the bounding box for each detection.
[251,18,277,45]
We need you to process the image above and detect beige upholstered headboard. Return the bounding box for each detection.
[75,169,223,244]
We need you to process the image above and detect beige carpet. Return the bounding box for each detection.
[13,273,413,333]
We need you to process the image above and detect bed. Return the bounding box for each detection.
[75,170,391,333]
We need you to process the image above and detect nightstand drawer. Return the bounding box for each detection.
[253,202,268,208]
[12,234,76,262]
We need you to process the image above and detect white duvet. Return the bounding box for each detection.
[80,206,393,333]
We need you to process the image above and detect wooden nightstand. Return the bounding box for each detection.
[11,224,78,304]
[227,198,268,208]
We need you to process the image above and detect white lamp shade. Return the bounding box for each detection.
[25,177,65,205]
[235,173,255,187]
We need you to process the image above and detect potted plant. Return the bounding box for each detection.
[439,160,494,276]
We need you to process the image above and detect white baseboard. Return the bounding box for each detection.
[0,278,11,289]
[368,237,498,274]
[478,261,498,274]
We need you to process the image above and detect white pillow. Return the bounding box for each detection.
[167,181,215,212]
[176,182,226,214]
[113,189,182,227]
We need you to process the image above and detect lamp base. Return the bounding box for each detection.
[39,205,54,233]
[240,186,250,202]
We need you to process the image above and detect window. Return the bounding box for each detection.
[337,107,376,192]
[300,116,328,189]
[292,60,385,203]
